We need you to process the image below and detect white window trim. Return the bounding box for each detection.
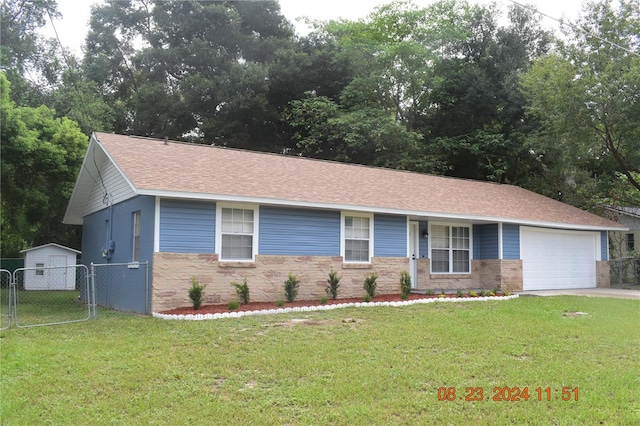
[341,212,374,264]
[429,222,473,274]
[215,203,259,262]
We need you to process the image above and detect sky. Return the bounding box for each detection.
[41,0,590,56]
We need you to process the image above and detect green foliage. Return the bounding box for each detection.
[468,290,478,298]
[275,299,285,307]
[363,294,372,303]
[283,272,300,303]
[426,289,434,296]
[325,268,341,300]
[227,301,239,310]
[456,289,463,298]
[487,291,496,297]
[399,270,412,300]
[188,277,206,310]
[478,290,486,297]
[230,278,250,305]
[319,297,328,305]
[0,73,88,256]
[363,272,379,299]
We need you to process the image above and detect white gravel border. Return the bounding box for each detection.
[153,294,519,321]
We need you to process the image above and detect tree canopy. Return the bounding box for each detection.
[1,0,638,254]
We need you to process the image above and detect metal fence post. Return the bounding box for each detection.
[90,262,97,319]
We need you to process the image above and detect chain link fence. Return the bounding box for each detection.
[610,257,640,286]
[1,269,11,330]
[12,265,91,328]
[91,262,150,315]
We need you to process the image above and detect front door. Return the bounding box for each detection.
[409,221,419,289]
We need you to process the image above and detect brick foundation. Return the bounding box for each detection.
[416,258,523,292]
[152,253,409,312]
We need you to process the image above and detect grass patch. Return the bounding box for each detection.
[1,297,639,424]
[1,289,90,327]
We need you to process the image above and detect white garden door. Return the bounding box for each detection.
[521,227,598,290]
[49,255,68,289]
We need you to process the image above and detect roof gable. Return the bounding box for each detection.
[64,132,624,230]
[20,243,81,254]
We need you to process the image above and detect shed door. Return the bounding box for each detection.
[49,255,68,289]
[521,227,598,290]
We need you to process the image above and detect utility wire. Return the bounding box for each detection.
[508,0,640,57]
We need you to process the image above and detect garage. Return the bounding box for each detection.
[521,227,599,290]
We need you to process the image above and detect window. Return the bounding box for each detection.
[430,224,471,273]
[343,214,372,263]
[627,233,635,252]
[132,211,141,262]
[220,207,255,260]
[35,263,45,276]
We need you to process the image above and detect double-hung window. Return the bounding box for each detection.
[430,224,471,273]
[343,213,372,263]
[219,206,256,261]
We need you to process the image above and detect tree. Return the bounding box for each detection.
[0,73,88,256]
[83,0,298,149]
[521,0,640,205]
[0,0,60,106]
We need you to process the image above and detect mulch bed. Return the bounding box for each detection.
[160,292,506,315]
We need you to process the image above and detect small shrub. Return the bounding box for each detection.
[399,270,412,300]
[437,294,446,298]
[487,290,496,297]
[363,294,372,303]
[493,288,501,295]
[320,297,328,305]
[468,290,478,297]
[363,272,379,299]
[227,301,239,310]
[326,268,341,300]
[188,277,206,310]
[440,289,445,295]
[230,277,250,305]
[479,290,486,297]
[284,272,300,303]
[275,299,285,307]
[503,290,511,296]
[456,289,463,298]
[426,289,434,296]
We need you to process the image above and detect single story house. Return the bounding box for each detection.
[64,133,625,313]
[606,206,639,258]
[19,243,81,290]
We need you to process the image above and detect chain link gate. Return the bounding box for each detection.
[12,265,91,328]
[1,269,11,330]
[91,262,150,315]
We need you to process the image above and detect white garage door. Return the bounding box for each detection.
[521,227,599,290]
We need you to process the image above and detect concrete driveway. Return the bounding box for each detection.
[518,287,640,300]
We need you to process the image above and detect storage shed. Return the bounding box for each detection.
[20,243,81,290]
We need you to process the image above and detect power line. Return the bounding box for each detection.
[508,0,640,57]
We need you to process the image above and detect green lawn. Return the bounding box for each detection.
[1,296,639,425]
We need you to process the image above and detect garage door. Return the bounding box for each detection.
[521,227,598,290]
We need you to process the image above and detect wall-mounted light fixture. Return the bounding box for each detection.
[422,229,429,239]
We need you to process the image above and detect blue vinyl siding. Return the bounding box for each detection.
[159,199,215,253]
[419,221,429,258]
[81,195,155,314]
[259,206,340,256]
[374,214,407,257]
[502,224,520,260]
[474,224,499,259]
[601,231,608,261]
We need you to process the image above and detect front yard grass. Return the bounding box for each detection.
[1,296,638,425]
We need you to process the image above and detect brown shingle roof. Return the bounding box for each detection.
[95,132,622,229]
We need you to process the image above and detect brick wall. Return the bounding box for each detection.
[152,253,409,312]
[596,261,610,288]
[416,258,523,292]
